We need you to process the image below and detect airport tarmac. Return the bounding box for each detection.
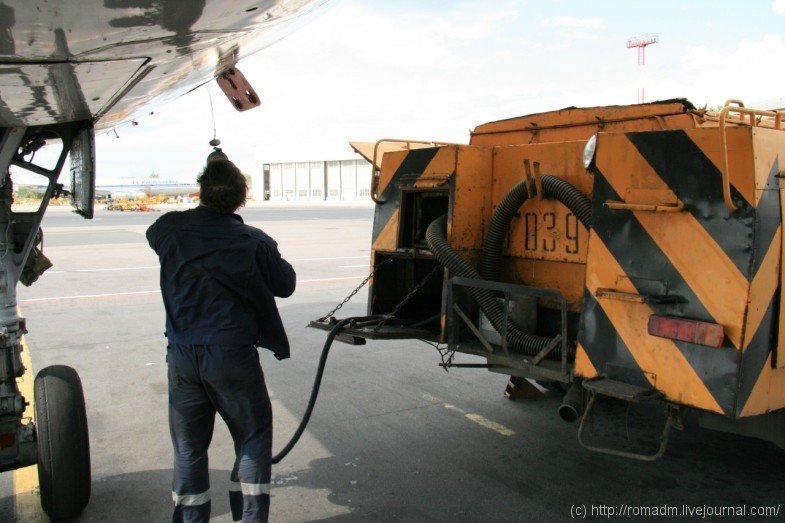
[2,203,785,522]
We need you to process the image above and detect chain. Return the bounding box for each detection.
[438,344,456,371]
[319,255,445,333]
[318,256,391,322]
[373,263,443,332]
[420,338,456,372]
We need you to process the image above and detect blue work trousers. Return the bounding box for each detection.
[167,343,273,523]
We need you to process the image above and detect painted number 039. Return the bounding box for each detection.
[524,212,579,254]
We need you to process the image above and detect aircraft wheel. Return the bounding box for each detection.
[34,365,91,519]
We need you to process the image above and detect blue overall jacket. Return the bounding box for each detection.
[146,205,296,359]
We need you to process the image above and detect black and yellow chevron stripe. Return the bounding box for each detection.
[371,147,457,253]
[368,127,785,418]
[576,127,783,417]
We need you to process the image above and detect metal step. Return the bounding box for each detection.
[582,378,660,402]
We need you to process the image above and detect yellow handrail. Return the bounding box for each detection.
[718,103,785,211]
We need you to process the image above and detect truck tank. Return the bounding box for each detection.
[313,99,785,458]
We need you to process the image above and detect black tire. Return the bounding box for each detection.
[34,365,91,519]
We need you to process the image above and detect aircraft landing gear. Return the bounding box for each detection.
[35,365,91,518]
[0,122,95,519]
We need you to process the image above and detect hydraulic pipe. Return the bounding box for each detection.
[559,382,585,422]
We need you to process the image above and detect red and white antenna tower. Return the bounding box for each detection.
[627,34,658,103]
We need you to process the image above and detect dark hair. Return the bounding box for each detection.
[197,159,247,214]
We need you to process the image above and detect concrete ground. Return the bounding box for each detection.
[1,202,785,522]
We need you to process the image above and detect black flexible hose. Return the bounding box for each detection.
[480,175,592,282]
[273,175,591,462]
[425,215,554,356]
[425,175,590,360]
[541,175,592,230]
[272,316,369,464]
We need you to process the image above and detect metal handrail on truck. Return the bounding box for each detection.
[717,100,785,211]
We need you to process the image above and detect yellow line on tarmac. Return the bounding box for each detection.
[428,396,515,437]
[463,414,516,437]
[12,311,48,522]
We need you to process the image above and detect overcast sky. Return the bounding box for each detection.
[91,0,785,181]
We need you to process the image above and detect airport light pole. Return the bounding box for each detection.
[627,34,658,103]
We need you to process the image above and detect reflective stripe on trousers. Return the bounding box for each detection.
[172,490,211,523]
[229,481,271,521]
[173,491,211,506]
[169,343,273,523]
[229,481,271,496]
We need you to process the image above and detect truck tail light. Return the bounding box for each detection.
[648,315,724,348]
[0,432,15,448]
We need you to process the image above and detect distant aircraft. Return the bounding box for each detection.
[95,177,199,199]
[0,0,331,518]
[13,177,200,199]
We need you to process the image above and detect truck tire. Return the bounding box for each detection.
[34,365,91,519]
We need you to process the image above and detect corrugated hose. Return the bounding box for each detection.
[425,174,591,359]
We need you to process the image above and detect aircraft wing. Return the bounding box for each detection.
[0,0,329,130]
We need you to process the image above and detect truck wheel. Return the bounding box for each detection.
[34,365,91,519]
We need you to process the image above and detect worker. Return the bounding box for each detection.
[146,154,296,523]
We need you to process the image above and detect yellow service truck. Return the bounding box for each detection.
[313,99,785,459]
